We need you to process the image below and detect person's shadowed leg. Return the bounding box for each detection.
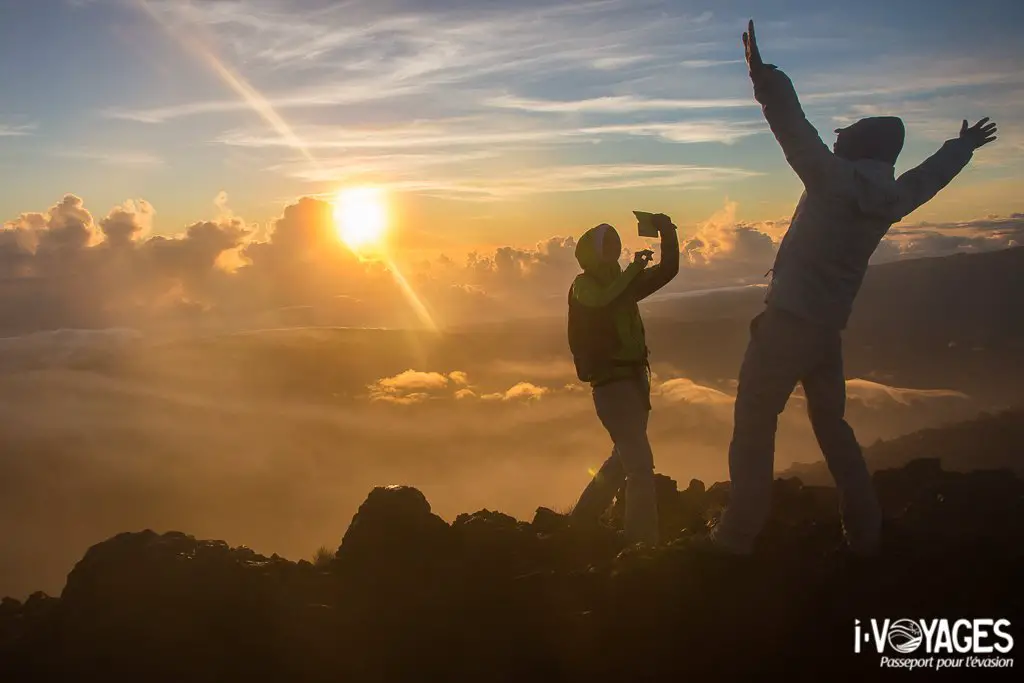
[802,334,881,555]
[572,448,625,522]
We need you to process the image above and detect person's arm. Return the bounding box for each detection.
[744,20,846,192]
[885,118,996,220]
[572,260,646,308]
[630,215,680,301]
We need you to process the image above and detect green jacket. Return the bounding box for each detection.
[569,223,679,386]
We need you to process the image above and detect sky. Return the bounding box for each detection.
[0,0,1022,331]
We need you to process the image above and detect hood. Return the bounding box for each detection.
[834,116,905,165]
[575,223,622,277]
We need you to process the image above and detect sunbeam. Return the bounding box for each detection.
[136,0,441,333]
[135,0,318,167]
[384,257,439,332]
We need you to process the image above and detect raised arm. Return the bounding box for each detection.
[885,118,996,220]
[744,20,845,192]
[572,260,646,308]
[630,214,680,301]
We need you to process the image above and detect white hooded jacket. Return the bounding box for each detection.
[753,65,975,329]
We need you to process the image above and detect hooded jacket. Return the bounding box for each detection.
[753,66,975,329]
[569,222,679,386]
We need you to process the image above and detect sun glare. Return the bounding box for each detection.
[334,187,388,253]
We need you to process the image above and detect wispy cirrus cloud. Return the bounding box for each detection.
[71,0,1023,217]
[0,123,36,137]
[54,149,164,167]
[107,0,736,124]
[484,94,755,114]
[274,161,760,201]
[219,117,763,153]
[100,80,422,123]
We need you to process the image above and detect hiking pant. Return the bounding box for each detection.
[711,305,881,555]
[572,374,659,545]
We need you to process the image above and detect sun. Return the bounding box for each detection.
[333,186,388,253]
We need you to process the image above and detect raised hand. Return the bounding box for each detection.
[633,250,654,267]
[959,118,998,149]
[652,213,676,233]
[742,19,765,73]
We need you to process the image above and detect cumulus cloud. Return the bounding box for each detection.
[499,382,549,401]
[890,214,1024,257]
[368,370,469,403]
[100,200,154,248]
[1,192,1020,335]
[0,195,252,335]
[674,200,783,289]
[368,369,552,404]
[362,369,972,414]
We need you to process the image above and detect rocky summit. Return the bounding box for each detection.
[2,459,1022,682]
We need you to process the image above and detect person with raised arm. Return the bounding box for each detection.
[567,214,679,546]
[710,20,998,556]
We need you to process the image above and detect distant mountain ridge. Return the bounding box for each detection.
[636,246,1024,405]
[779,408,1024,484]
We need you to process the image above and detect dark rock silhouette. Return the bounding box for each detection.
[2,446,1023,681]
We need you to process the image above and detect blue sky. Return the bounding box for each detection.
[1,0,1021,252]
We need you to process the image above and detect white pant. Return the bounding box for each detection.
[573,375,659,546]
[711,307,882,554]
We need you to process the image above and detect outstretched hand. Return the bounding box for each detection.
[959,118,998,149]
[742,19,765,73]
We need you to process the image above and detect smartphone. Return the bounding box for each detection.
[633,210,660,238]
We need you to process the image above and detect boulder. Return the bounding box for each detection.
[531,506,569,535]
[336,485,453,587]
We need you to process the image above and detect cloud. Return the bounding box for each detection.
[100,200,155,248]
[653,378,733,405]
[458,164,759,198]
[1,192,1021,335]
[485,94,755,114]
[279,160,759,201]
[678,59,745,69]
[216,113,764,198]
[576,121,762,145]
[0,328,144,372]
[501,382,549,401]
[0,194,251,335]
[220,116,763,157]
[54,149,164,167]
[376,370,458,392]
[366,369,550,404]
[89,0,779,205]
[842,379,970,408]
[673,200,783,289]
[109,0,737,124]
[368,370,470,403]
[67,0,1021,230]
[889,214,1024,256]
[652,374,972,415]
[0,123,35,137]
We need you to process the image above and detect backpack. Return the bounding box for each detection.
[567,279,620,383]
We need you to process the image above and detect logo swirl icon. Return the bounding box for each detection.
[888,619,924,653]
